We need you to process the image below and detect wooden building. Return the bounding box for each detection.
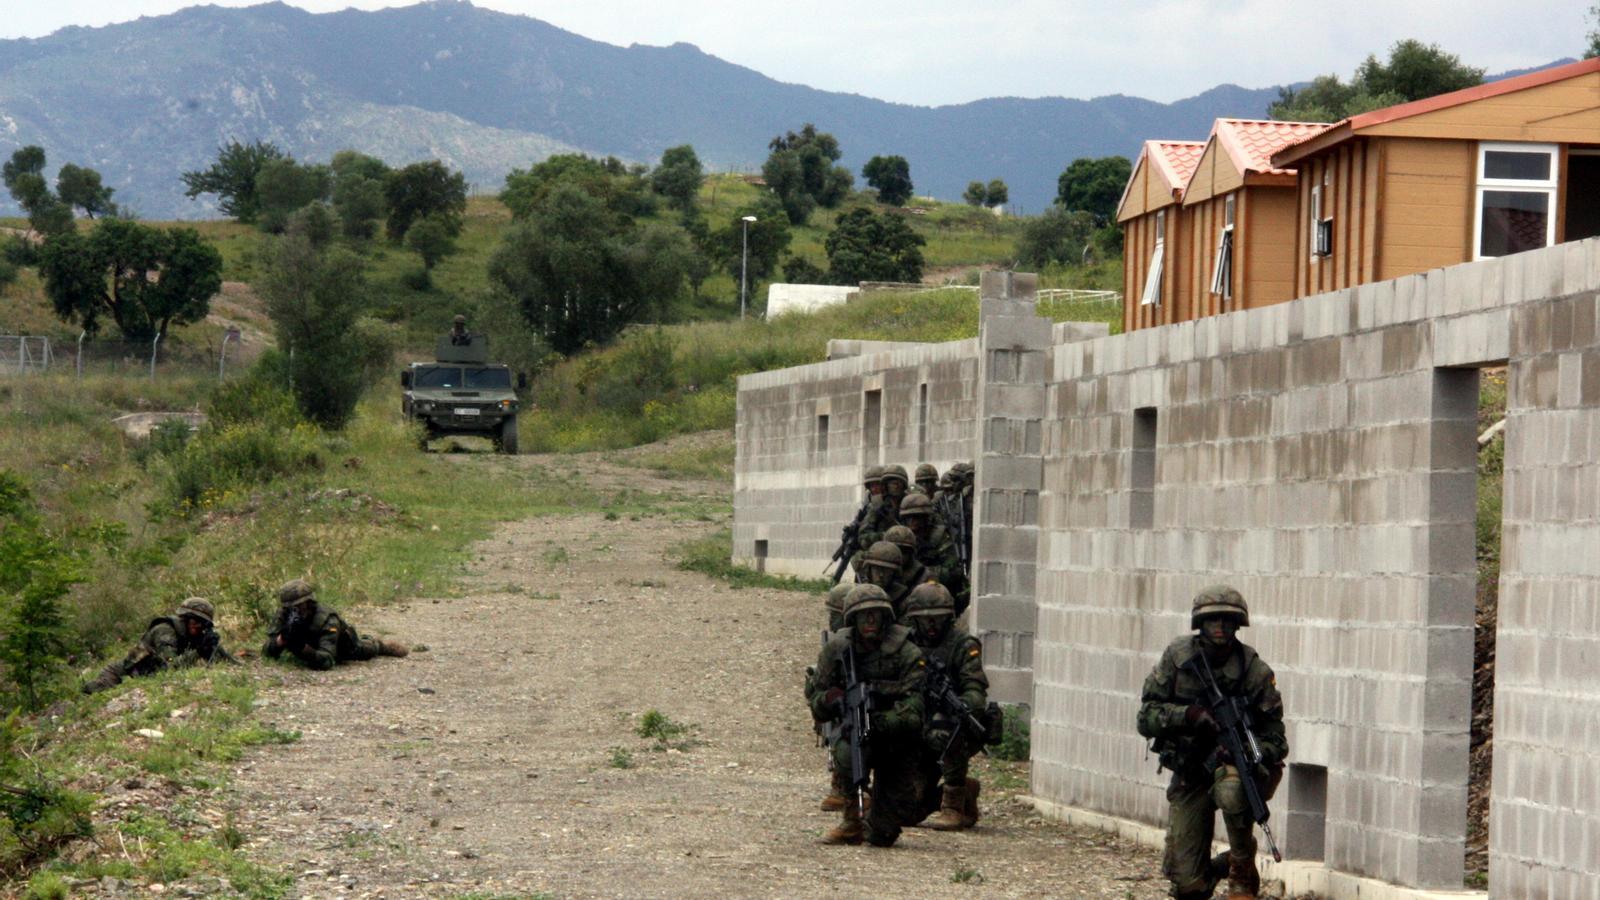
[1118,140,1205,333]
[1178,119,1329,324]
[1271,56,1600,298]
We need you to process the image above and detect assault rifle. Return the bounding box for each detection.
[1188,649,1282,863]
[817,630,840,749]
[277,605,308,651]
[938,492,971,580]
[826,498,872,584]
[925,658,989,762]
[835,643,873,809]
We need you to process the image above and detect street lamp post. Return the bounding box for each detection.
[740,215,757,319]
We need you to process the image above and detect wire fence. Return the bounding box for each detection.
[0,329,252,380]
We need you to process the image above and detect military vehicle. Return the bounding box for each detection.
[401,335,523,454]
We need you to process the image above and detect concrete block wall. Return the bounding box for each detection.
[733,338,980,578]
[1031,238,1600,895]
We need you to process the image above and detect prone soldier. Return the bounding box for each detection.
[808,584,928,847]
[263,579,409,670]
[1136,586,1287,900]
[84,597,236,693]
[903,583,989,830]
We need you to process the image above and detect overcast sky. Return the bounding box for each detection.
[2,0,1589,106]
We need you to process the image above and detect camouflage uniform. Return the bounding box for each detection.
[807,583,856,812]
[849,466,899,574]
[899,494,966,614]
[911,463,940,497]
[809,585,928,847]
[1136,586,1287,900]
[882,525,932,615]
[903,584,988,830]
[263,579,408,670]
[853,541,904,609]
[84,598,236,693]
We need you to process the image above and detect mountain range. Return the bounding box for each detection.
[0,1,1563,219]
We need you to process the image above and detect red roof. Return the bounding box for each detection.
[1212,119,1330,176]
[1148,140,1206,192]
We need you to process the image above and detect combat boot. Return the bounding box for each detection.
[961,777,981,828]
[377,639,410,658]
[1225,852,1260,899]
[820,771,847,812]
[82,665,122,694]
[821,796,864,845]
[924,783,968,831]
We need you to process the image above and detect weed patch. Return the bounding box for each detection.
[634,710,700,752]
[672,529,830,593]
[991,704,1031,761]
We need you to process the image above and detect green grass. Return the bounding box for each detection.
[672,528,832,593]
[606,440,735,481]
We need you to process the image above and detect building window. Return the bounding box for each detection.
[816,414,830,456]
[1210,195,1234,300]
[1475,142,1558,259]
[1309,175,1332,258]
[1140,210,1165,306]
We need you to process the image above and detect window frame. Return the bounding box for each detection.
[1210,194,1235,301]
[1139,209,1166,306]
[1309,172,1332,259]
[1473,141,1559,260]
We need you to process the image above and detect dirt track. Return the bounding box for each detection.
[226,450,1168,898]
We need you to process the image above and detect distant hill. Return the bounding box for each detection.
[0,1,1566,218]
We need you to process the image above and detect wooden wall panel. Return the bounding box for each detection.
[1243,190,1299,309]
[1365,74,1600,144]
[1377,138,1473,280]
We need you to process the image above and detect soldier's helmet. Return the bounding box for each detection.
[899,493,934,519]
[951,461,974,482]
[862,465,885,488]
[881,464,909,487]
[843,584,894,624]
[884,525,917,556]
[902,582,956,618]
[453,314,466,325]
[176,597,215,625]
[278,579,316,607]
[1190,584,1249,629]
[862,541,903,571]
[825,582,853,616]
[914,463,939,483]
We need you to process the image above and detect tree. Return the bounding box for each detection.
[1270,39,1483,122]
[0,471,79,711]
[488,183,686,356]
[181,140,285,223]
[762,123,853,224]
[650,145,704,211]
[824,208,925,284]
[985,179,1009,210]
[254,158,332,233]
[1056,157,1131,225]
[285,202,336,250]
[405,213,458,284]
[384,160,467,241]
[963,182,988,207]
[256,235,380,428]
[1589,3,1600,57]
[711,195,792,285]
[37,219,222,340]
[1016,207,1096,269]
[782,255,829,285]
[3,146,74,237]
[501,153,655,220]
[329,151,389,240]
[55,164,117,219]
[862,155,914,206]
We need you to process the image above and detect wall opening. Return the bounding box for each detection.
[917,383,930,460]
[1467,366,1506,885]
[1565,151,1600,243]
[1284,763,1328,861]
[816,414,830,457]
[862,389,883,465]
[753,539,768,574]
[1130,407,1157,528]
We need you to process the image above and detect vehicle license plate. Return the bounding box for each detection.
[454,407,479,416]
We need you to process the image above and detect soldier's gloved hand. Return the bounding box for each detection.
[1185,704,1216,732]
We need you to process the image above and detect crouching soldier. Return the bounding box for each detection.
[263,579,408,670]
[1137,586,1287,900]
[903,583,988,830]
[808,584,927,847]
[806,582,855,812]
[84,598,236,693]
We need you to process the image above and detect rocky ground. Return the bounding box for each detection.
[219,449,1172,898]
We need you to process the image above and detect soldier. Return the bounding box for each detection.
[449,314,472,346]
[912,463,940,497]
[808,582,857,812]
[854,541,902,601]
[1137,586,1287,900]
[903,583,987,830]
[263,579,409,670]
[84,597,236,693]
[880,465,910,506]
[883,525,931,615]
[808,584,928,847]
[899,494,966,614]
[850,469,900,575]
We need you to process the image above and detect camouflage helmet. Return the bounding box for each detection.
[176,597,215,625]
[881,464,909,487]
[902,582,956,618]
[861,541,903,570]
[278,578,316,607]
[914,463,939,484]
[1190,584,1249,629]
[899,493,934,519]
[884,525,917,556]
[951,461,974,481]
[843,583,894,624]
[824,582,854,616]
[453,314,467,325]
[862,465,885,487]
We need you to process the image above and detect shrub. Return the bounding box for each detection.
[0,716,93,877]
[160,422,323,511]
[991,704,1031,761]
[207,354,300,430]
[0,472,80,711]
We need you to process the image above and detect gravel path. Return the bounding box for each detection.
[226,450,1168,898]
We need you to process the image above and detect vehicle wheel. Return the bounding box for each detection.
[498,416,519,455]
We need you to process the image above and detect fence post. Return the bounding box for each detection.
[76,331,85,379]
[218,327,240,379]
[16,337,25,375]
[149,332,162,381]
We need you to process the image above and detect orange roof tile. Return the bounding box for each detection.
[1147,140,1206,193]
[1212,119,1330,176]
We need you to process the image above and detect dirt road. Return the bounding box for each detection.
[227,451,1167,898]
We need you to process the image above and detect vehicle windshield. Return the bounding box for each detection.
[414,367,462,388]
[465,368,512,389]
